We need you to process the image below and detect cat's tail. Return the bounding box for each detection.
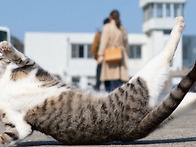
[123,61,196,141]
[161,92,196,126]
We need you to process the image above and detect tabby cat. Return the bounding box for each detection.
[0,16,195,146]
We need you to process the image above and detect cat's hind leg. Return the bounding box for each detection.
[0,110,32,146]
[0,41,34,67]
[129,16,185,107]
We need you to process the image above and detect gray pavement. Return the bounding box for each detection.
[1,109,196,147]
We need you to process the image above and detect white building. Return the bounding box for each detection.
[25,0,187,89]
[0,26,11,42]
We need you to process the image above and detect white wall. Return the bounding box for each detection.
[24,31,182,89]
[25,32,67,78]
[128,34,149,76]
[24,32,97,88]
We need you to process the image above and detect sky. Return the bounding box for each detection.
[0,0,196,43]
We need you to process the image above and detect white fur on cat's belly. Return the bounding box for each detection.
[0,68,68,111]
[0,64,69,140]
[129,54,169,107]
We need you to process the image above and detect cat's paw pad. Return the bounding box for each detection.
[175,16,185,31]
[0,41,12,54]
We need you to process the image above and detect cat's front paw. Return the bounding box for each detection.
[175,16,185,32]
[0,41,12,55]
[0,136,4,144]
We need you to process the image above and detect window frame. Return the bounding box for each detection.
[166,3,171,17]
[156,3,163,18]
[71,43,93,59]
[129,44,142,59]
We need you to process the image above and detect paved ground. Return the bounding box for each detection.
[0,110,195,147]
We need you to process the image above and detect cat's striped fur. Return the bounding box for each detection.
[0,16,195,146]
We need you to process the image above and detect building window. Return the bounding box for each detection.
[129,45,142,59]
[143,3,154,22]
[174,4,184,17]
[72,44,84,58]
[166,4,171,17]
[71,76,80,87]
[87,44,93,58]
[0,31,8,42]
[149,4,154,19]
[183,45,188,60]
[156,3,163,17]
[143,6,148,22]
[181,4,184,17]
[71,44,92,59]
[163,30,172,35]
[182,37,190,60]
[87,76,96,88]
[174,4,180,17]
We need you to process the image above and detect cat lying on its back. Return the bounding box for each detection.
[0,16,195,146]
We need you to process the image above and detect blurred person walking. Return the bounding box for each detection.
[91,18,110,91]
[97,10,130,92]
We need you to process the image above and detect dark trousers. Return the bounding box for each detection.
[104,79,122,92]
[94,63,102,91]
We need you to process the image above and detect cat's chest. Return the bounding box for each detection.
[0,77,68,113]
